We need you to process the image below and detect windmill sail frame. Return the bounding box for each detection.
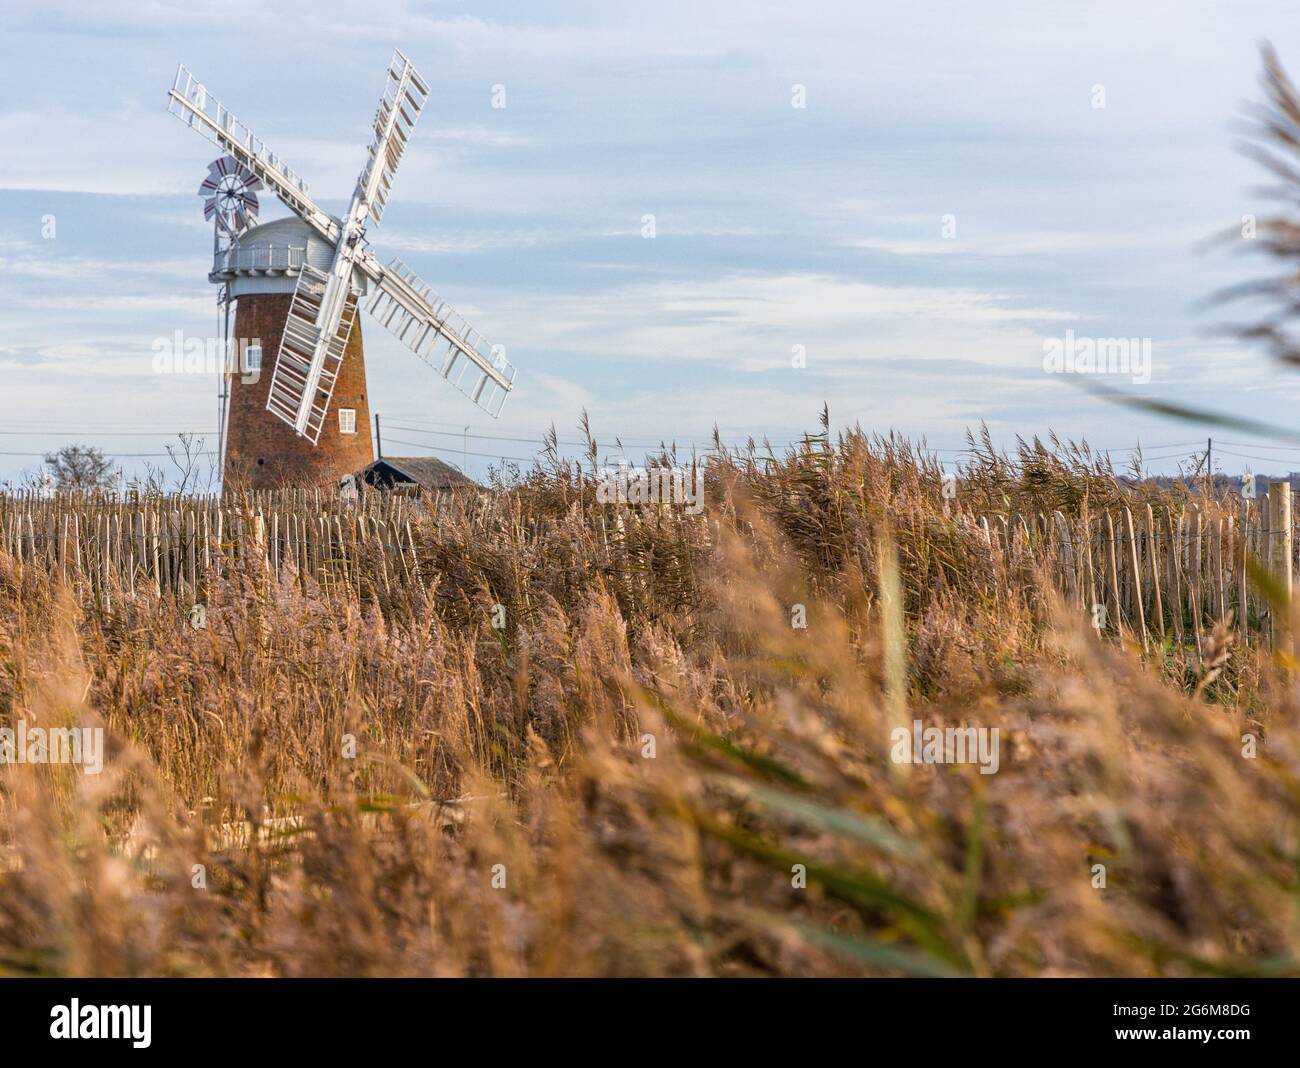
[368,259,515,417]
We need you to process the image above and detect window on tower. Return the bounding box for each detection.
[244,344,262,374]
[339,408,357,435]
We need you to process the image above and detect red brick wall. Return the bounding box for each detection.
[224,293,375,493]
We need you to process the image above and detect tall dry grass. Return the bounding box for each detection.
[0,428,1297,977]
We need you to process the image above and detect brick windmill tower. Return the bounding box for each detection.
[211,217,375,489]
[170,52,517,494]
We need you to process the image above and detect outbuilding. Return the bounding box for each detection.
[346,456,475,498]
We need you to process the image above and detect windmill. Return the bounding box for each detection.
[167,51,516,490]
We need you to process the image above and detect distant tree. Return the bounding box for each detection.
[43,444,118,493]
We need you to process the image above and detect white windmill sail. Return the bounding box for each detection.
[168,66,338,245]
[266,50,429,438]
[264,261,363,440]
[359,51,430,226]
[264,266,361,443]
[367,259,516,417]
[167,51,517,444]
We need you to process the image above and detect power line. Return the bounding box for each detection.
[1213,447,1300,466]
[1076,442,1203,454]
[1133,453,1202,464]
[0,415,1206,461]
[382,437,540,464]
[0,449,217,459]
[384,421,1204,458]
[0,430,213,437]
[385,423,813,451]
[1217,440,1300,452]
[384,418,1008,453]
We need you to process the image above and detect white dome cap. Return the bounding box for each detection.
[210,216,368,298]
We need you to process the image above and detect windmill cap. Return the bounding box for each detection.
[210,216,368,298]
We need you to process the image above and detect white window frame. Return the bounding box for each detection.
[338,408,357,435]
[243,343,262,374]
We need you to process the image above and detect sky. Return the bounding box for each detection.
[2,0,1300,486]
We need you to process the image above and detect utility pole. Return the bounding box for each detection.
[374,414,382,460]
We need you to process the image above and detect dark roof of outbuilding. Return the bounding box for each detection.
[360,456,476,490]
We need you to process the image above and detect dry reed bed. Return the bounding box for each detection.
[0,432,1297,977]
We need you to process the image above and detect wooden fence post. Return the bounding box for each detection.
[1122,507,1149,652]
[1237,498,1249,643]
[1105,512,1123,639]
[1146,504,1165,642]
[1269,482,1293,649]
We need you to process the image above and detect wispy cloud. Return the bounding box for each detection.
[486,272,1078,370]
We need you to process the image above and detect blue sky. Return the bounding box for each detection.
[3,0,1300,485]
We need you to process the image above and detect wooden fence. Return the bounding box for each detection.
[0,491,435,602]
[2,486,1297,648]
[967,484,1294,650]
